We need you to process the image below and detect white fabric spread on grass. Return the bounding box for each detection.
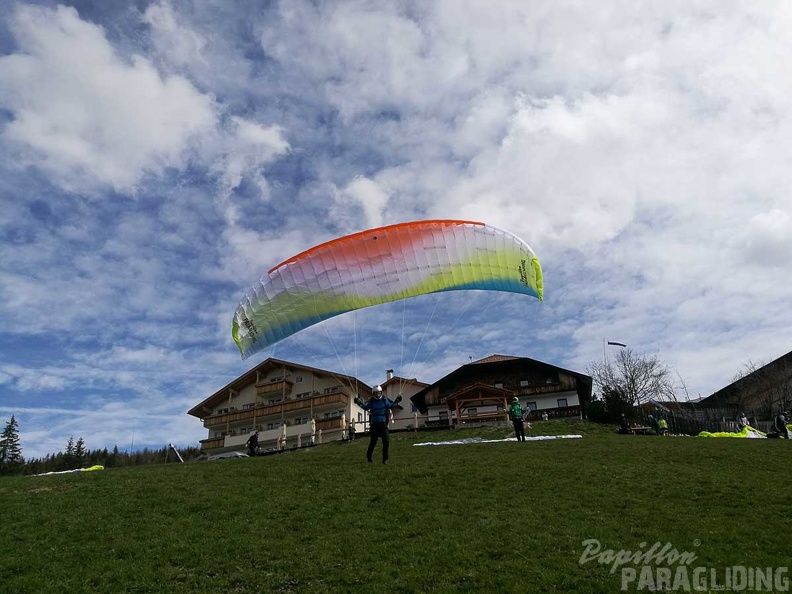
[413,435,583,447]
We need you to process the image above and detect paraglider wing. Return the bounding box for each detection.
[232,219,543,359]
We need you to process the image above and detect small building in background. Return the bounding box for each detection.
[379,369,430,430]
[410,354,592,427]
[698,349,792,421]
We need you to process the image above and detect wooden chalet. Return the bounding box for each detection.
[188,357,372,455]
[410,354,592,427]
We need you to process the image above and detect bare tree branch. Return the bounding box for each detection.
[587,348,679,406]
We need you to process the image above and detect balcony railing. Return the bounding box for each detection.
[316,417,345,431]
[203,391,349,428]
[256,379,293,397]
[202,415,348,452]
[199,437,224,451]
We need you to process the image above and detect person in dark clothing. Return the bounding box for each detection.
[348,420,356,441]
[360,385,401,463]
[507,397,525,442]
[246,431,259,456]
[618,414,631,434]
[647,414,660,435]
[774,411,790,439]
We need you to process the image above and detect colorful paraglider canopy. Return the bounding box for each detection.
[232,219,543,359]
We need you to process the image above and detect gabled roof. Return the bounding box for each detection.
[409,353,592,413]
[438,354,589,388]
[699,348,792,407]
[187,357,371,418]
[445,382,513,404]
[469,354,520,365]
[381,375,429,390]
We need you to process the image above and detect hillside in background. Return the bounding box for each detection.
[2,420,790,593]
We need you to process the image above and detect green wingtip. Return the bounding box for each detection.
[231,317,244,354]
[532,256,544,301]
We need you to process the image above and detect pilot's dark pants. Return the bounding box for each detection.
[367,422,389,462]
[512,418,525,442]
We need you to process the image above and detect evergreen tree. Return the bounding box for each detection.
[14,440,204,473]
[53,452,66,472]
[74,437,86,468]
[108,445,119,468]
[0,415,24,474]
[64,436,76,470]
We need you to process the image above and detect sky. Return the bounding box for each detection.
[2,0,792,459]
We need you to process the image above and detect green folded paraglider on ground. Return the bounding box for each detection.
[697,425,791,438]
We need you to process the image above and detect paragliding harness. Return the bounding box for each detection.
[507,401,523,421]
[364,397,391,424]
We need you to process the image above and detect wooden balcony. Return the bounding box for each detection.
[255,379,293,397]
[199,437,224,451]
[316,417,345,431]
[203,391,349,428]
[200,415,349,453]
[515,384,569,396]
[539,405,581,419]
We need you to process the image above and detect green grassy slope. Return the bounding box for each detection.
[2,421,790,593]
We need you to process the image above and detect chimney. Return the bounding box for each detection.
[386,369,394,380]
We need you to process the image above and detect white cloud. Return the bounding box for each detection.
[4,1,792,461]
[213,116,290,202]
[0,4,217,193]
[742,208,792,268]
[142,0,209,70]
[0,4,289,199]
[331,176,390,230]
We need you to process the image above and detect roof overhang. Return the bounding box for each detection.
[444,382,514,410]
[187,357,370,418]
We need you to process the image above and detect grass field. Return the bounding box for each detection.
[2,420,791,593]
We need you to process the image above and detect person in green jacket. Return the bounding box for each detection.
[507,397,526,442]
